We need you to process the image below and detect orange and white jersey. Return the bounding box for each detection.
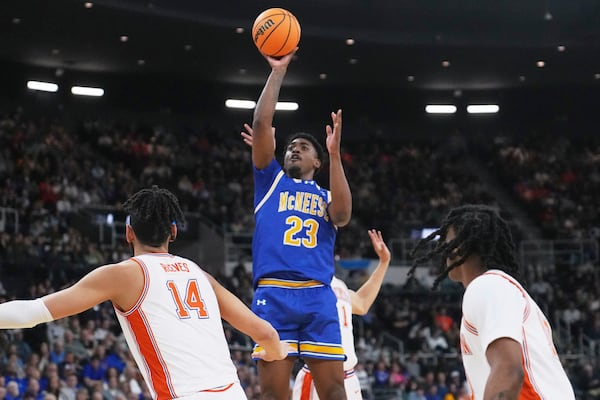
[460,269,575,400]
[331,277,357,370]
[114,254,241,400]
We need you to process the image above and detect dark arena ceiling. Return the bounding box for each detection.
[1,0,599,92]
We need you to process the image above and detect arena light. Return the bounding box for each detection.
[275,101,299,111]
[425,105,456,114]
[225,99,256,109]
[27,81,58,92]
[71,86,104,97]
[467,104,500,114]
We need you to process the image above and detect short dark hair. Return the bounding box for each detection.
[408,204,520,289]
[285,132,325,165]
[123,186,186,247]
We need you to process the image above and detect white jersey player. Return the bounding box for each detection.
[115,253,248,399]
[0,186,288,400]
[461,270,575,400]
[408,205,575,400]
[292,229,391,400]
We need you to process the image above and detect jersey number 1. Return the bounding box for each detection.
[167,279,209,319]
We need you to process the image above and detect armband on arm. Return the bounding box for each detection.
[0,298,54,329]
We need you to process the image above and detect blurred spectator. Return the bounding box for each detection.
[407,383,427,400]
[81,356,106,389]
[59,373,80,400]
[63,331,87,361]
[434,308,454,333]
[573,362,600,399]
[372,360,390,388]
[5,381,19,400]
[388,362,407,389]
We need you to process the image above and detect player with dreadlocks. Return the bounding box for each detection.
[408,204,521,290]
[0,186,287,400]
[409,205,575,400]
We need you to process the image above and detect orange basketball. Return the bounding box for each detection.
[252,8,301,57]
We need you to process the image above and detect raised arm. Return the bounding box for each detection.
[350,229,391,315]
[205,273,288,361]
[252,50,297,169]
[326,109,352,226]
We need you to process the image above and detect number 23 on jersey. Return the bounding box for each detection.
[283,216,319,248]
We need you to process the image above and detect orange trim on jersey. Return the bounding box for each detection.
[301,370,313,400]
[523,303,531,321]
[520,368,543,399]
[127,309,176,399]
[202,383,235,392]
[463,318,478,336]
[460,333,473,355]
[467,376,475,400]
[520,327,543,399]
[116,257,150,316]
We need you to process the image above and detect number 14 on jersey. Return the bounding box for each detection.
[167,279,209,319]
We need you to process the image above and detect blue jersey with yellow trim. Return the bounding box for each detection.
[252,159,336,287]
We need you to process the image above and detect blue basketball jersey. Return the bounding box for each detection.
[252,159,337,287]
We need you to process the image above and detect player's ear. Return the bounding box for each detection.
[125,225,135,244]
[169,223,177,242]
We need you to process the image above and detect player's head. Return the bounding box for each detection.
[408,204,519,289]
[123,185,186,248]
[283,132,324,178]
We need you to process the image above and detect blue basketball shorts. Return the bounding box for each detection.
[251,280,345,361]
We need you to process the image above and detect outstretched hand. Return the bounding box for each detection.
[241,123,254,147]
[263,48,298,70]
[251,341,289,362]
[240,123,276,149]
[325,109,343,155]
[368,229,391,265]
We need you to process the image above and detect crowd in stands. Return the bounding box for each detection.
[0,108,599,399]
[481,129,600,241]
